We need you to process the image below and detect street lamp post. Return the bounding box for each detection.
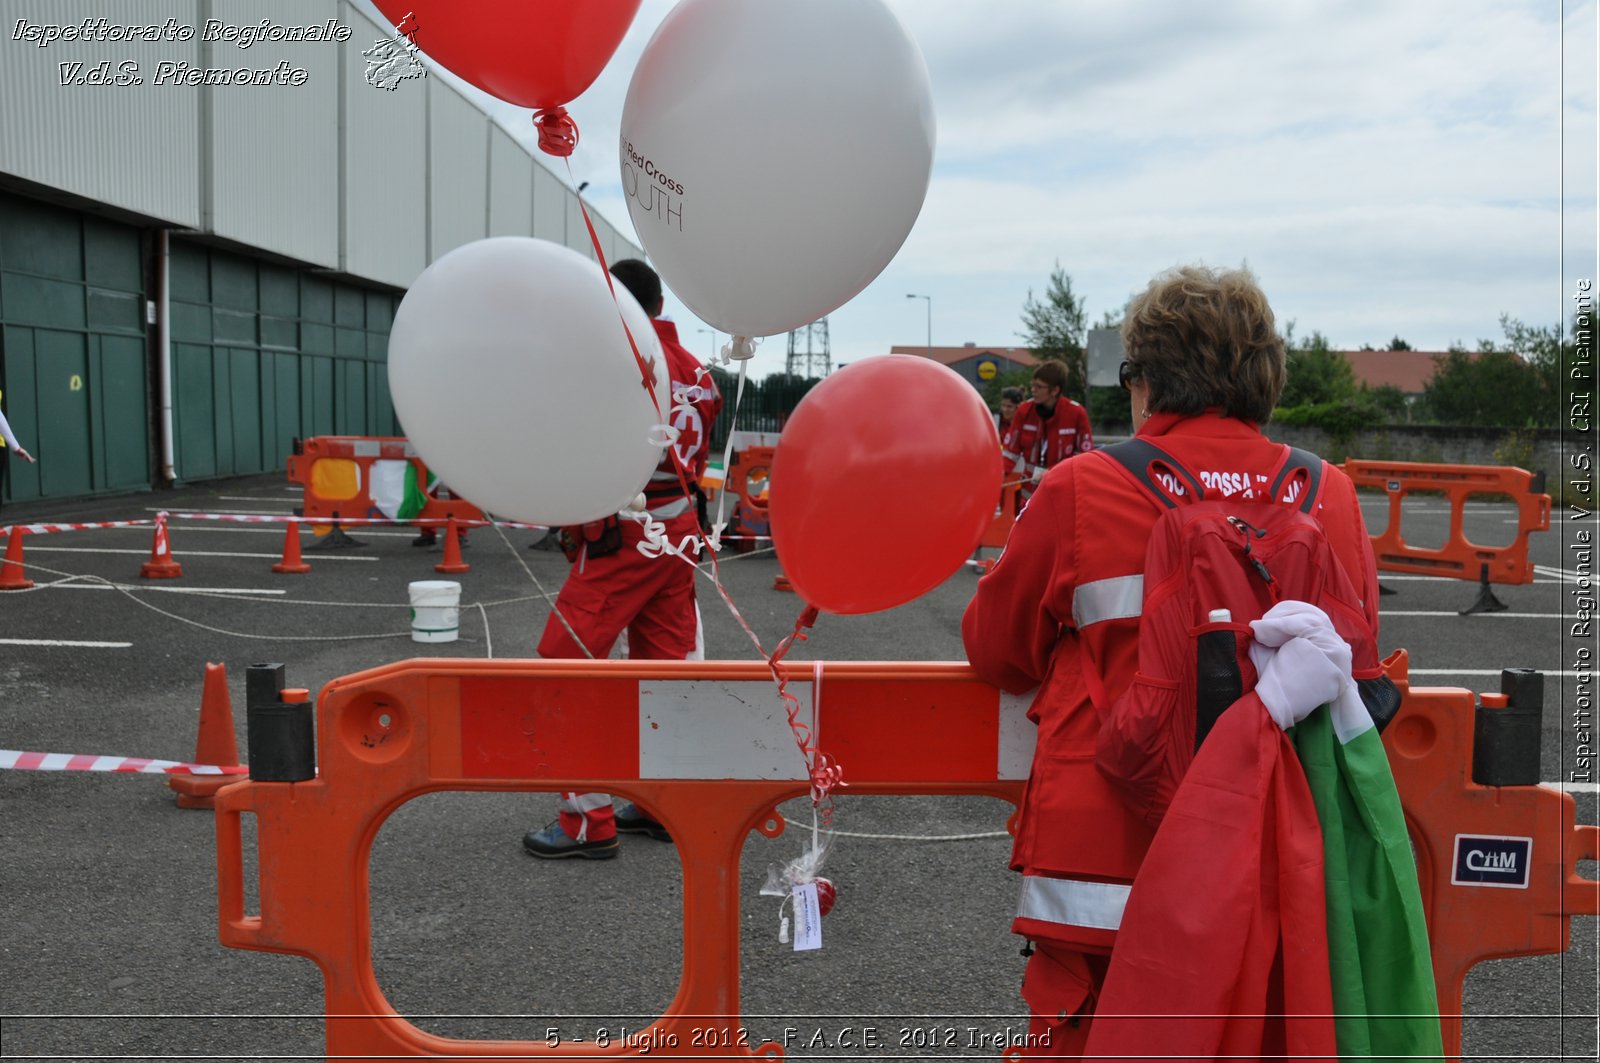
[697,328,717,361]
[906,293,931,358]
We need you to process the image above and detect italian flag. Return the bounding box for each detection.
[370,459,432,522]
[1085,686,1445,1061]
[1295,685,1445,1061]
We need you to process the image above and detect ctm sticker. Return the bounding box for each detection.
[1451,834,1532,889]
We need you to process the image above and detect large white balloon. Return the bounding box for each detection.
[620,0,935,341]
[387,237,670,527]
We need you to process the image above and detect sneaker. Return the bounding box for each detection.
[614,802,672,842]
[522,821,619,860]
[411,531,437,547]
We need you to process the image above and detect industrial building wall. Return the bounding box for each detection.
[0,195,150,503]
[207,0,341,265]
[0,0,202,228]
[0,0,642,504]
[165,239,401,484]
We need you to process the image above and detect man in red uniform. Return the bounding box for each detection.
[962,266,1382,1054]
[523,259,723,860]
[1006,359,1093,507]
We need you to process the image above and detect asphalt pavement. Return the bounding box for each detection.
[0,474,1594,1062]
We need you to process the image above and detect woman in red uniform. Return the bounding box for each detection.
[962,265,1383,1053]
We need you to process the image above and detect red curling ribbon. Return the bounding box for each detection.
[533,107,579,157]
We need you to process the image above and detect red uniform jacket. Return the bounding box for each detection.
[962,411,1380,884]
[644,318,723,514]
[1006,397,1094,485]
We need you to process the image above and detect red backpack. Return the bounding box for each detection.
[1091,438,1396,826]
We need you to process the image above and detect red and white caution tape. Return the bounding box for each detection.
[1,519,154,537]
[163,511,547,531]
[0,749,247,776]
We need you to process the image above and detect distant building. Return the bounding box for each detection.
[891,342,1040,390]
[1340,350,1472,399]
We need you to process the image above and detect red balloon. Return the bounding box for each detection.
[769,356,1001,615]
[371,1,642,111]
[816,877,837,917]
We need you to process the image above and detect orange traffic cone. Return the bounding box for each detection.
[0,529,34,591]
[272,521,312,574]
[140,513,183,579]
[168,662,242,809]
[435,517,470,574]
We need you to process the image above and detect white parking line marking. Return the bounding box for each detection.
[164,524,416,539]
[27,547,377,562]
[1378,574,1570,585]
[1380,611,1564,619]
[1533,565,1586,584]
[1545,782,1600,794]
[142,508,297,516]
[0,638,131,648]
[1408,669,1580,677]
[50,584,287,595]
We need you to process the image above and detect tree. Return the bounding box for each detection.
[1417,316,1579,428]
[1387,335,1413,351]
[1020,262,1088,398]
[1279,329,1358,408]
[1423,349,1542,426]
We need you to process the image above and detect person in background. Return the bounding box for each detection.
[996,385,1026,514]
[961,264,1381,1054]
[522,259,723,860]
[997,385,1024,443]
[0,387,36,516]
[1008,360,1093,507]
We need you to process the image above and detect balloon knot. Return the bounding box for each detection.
[533,108,579,157]
[723,336,758,362]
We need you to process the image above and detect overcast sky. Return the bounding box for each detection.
[371,0,1598,379]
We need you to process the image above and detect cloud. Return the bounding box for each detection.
[357,0,1597,371]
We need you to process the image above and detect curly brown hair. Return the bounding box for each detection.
[1120,265,1286,423]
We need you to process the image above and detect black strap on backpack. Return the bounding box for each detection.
[1098,438,1325,512]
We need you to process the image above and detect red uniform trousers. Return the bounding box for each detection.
[538,509,702,840]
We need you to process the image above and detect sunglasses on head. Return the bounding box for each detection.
[1118,360,1140,391]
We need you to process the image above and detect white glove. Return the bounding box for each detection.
[1250,600,1353,675]
[1248,601,1354,730]
[1250,636,1351,730]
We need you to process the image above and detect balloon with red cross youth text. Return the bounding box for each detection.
[769,356,1000,616]
[619,0,935,341]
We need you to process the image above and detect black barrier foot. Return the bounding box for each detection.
[1459,564,1508,615]
[306,523,365,551]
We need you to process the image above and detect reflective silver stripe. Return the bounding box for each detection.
[1071,574,1144,629]
[1016,875,1130,931]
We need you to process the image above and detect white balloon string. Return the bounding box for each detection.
[708,359,751,552]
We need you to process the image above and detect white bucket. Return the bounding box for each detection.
[408,580,461,643]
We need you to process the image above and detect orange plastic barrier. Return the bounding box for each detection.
[722,446,773,553]
[215,658,1595,1063]
[286,436,485,527]
[979,480,1022,550]
[1343,460,1551,584]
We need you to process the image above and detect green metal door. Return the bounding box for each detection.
[34,329,92,497]
[95,334,149,489]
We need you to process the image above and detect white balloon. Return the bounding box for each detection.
[387,237,670,527]
[620,0,935,340]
